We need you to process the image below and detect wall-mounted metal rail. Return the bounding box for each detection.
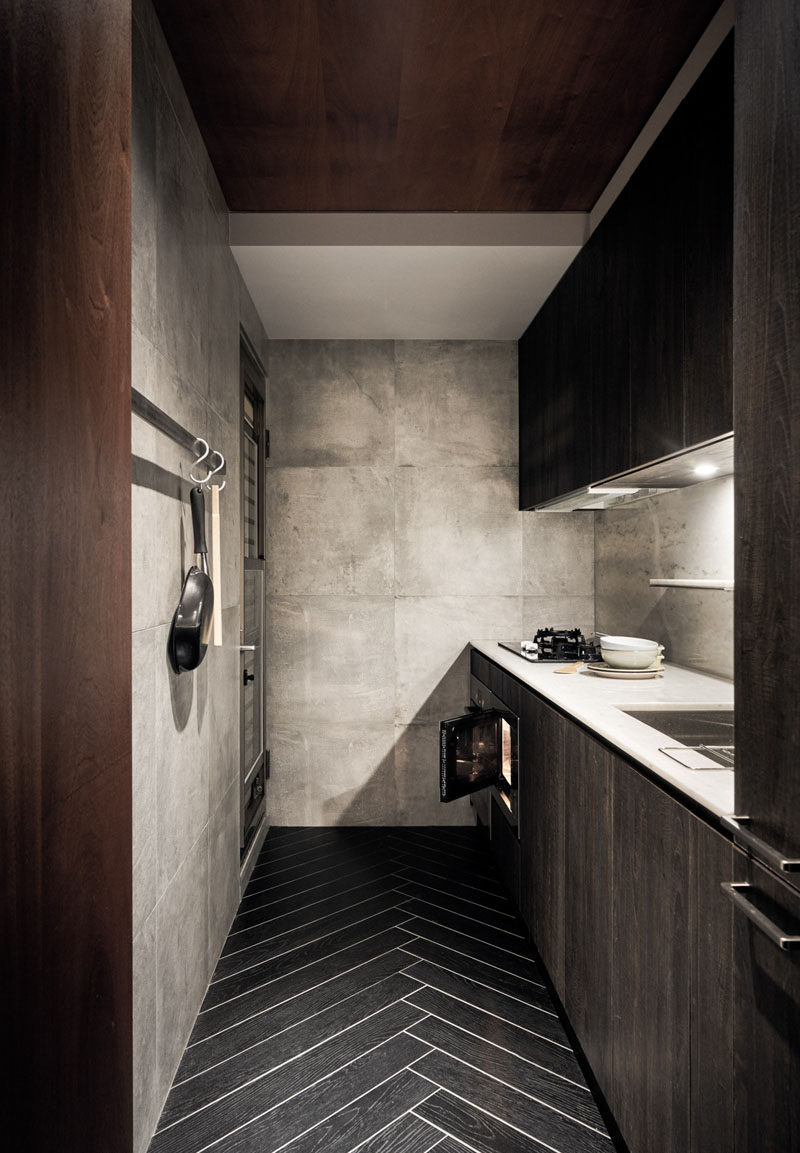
[131,387,226,477]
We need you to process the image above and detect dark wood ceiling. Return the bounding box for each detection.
[152,0,723,213]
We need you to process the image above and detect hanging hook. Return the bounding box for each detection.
[190,438,212,484]
[204,449,226,492]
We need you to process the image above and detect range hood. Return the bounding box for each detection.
[535,432,734,511]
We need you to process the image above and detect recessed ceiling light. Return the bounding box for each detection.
[694,463,719,478]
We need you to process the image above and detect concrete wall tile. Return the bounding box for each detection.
[133,913,159,1153]
[395,597,522,724]
[266,596,395,726]
[395,340,517,467]
[133,629,158,938]
[208,780,241,972]
[595,476,733,676]
[156,832,210,1108]
[522,511,595,597]
[267,341,395,466]
[265,725,398,826]
[522,595,596,639]
[395,466,522,596]
[266,467,395,595]
[207,606,240,816]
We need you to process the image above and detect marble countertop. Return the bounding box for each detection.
[471,640,735,821]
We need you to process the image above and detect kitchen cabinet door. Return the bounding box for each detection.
[681,34,734,446]
[734,0,800,868]
[690,818,736,1153]
[627,115,686,469]
[563,726,613,1092]
[729,856,800,1151]
[518,691,566,992]
[610,759,692,1153]
[518,255,592,508]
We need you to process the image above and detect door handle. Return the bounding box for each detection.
[239,644,256,652]
[721,882,800,951]
[243,669,255,686]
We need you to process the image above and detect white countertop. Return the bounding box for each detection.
[471,640,735,821]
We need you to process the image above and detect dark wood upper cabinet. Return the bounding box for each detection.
[682,34,734,446]
[734,0,800,862]
[519,33,733,507]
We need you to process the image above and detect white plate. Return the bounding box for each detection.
[586,662,664,679]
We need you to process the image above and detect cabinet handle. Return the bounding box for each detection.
[720,814,800,874]
[239,644,256,652]
[721,882,800,951]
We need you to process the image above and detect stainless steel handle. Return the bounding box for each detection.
[721,882,800,951]
[239,644,256,652]
[720,814,800,874]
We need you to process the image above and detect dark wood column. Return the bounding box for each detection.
[0,1,133,1150]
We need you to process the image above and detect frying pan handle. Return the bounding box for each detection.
[190,486,208,555]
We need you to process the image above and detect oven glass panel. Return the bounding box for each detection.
[440,709,503,802]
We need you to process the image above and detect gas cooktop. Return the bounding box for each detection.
[499,629,601,663]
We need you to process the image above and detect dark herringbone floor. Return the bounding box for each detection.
[148,827,614,1153]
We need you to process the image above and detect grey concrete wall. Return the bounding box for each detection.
[595,475,734,678]
[131,2,268,1149]
[265,340,595,825]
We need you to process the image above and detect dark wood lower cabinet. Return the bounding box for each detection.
[609,760,692,1153]
[564,728,613,1094]
[473,654,800,1153]
[519,690,566,992]
[731,857,800,1151]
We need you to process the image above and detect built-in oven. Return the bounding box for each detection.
[440,676,518,834]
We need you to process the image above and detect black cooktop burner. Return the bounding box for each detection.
[499,629,601,663]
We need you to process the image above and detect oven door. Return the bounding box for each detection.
[440,708,514,803]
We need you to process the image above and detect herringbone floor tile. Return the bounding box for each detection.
[148,827,615,1153]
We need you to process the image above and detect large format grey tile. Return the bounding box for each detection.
[395,596,521,724]
[522,595,596,640]
[208,780,241,975]
[266,596,395,726]
[133,912,159,1153]
[133,628,159,936]
[156,831,210,1115]
[395,466,522,596]
[207,606,240,816]
[132,15,158,344]
[266,467,395,595]
[522,511,595,597]
[395,340,517,467]
[268,341,395,467]
[265,725,399,826]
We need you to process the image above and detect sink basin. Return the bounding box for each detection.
[619,707,734,747]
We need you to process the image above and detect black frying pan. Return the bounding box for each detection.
[168,486,215,674]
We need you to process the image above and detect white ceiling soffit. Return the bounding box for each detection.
[229,213,587,340]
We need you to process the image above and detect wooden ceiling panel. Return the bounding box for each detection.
[152,0,724,212]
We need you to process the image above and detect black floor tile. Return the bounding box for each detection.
[191,927,413,1042]
[397,865,517,912]
[178,947,414,1081]
[397,937,546,1003]
[412,1051,611,1152]
[159,972,423,1130]
[222,878,402,958]
[406,985,583,1083]
[401,958,565,1046]
[399,917,544,983]
[415,1090,545,1153]
[397,897,530,950]
[211,1032,432,1153]
[203,908,404,1009]
[408,1016,606,1133]
[279,1068,435,1153]
[148,828,616,1153]
[350,1111,442,1153]
[150,1002,427,1153]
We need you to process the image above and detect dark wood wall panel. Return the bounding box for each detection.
[0,1,133,1149]
[153,0,723,212]
[734,0,800,856]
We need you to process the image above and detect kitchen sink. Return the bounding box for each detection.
[618,706,734,768]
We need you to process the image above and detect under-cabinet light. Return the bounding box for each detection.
[693,462,719,478]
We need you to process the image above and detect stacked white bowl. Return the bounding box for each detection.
[600,635,664,670]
